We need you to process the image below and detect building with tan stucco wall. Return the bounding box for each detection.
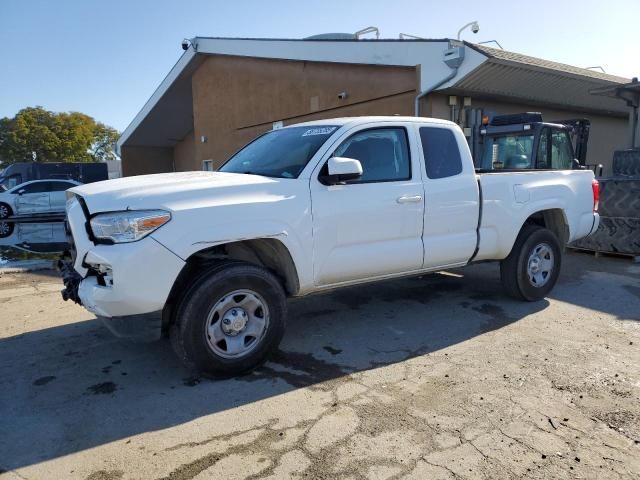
[118,36,632,176]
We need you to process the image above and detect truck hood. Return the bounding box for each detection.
[70,171,289,213]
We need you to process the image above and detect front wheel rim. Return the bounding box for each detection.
[0,205,8,219]
[0,222,10,235]
[204,289,270,359]
[526,243,554,288]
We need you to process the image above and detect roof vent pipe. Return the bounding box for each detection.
[415,43,465,116]
[477,40,504,50]
[355,26,379,39]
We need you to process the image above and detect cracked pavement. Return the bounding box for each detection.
[0,251,639,479]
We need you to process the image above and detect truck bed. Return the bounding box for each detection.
[475,169,598,261]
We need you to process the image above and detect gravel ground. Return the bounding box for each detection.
[0,251,639,480]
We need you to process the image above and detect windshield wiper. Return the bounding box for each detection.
[238,170,277,178]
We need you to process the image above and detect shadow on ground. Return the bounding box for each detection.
[0,251,638,470]
[549,250,640,321]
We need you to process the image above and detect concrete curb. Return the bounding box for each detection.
[0,260,57,274]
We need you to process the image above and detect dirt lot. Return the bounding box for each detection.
[0,251,639,480]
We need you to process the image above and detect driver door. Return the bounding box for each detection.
[14,182,50,215]
[310,125,424,286]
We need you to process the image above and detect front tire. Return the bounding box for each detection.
[0,203,12,220]
[500,225,562,301]
[171,262,287,377]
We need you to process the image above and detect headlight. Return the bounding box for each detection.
[90,210,171,243]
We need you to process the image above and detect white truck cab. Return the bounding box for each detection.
[60,116,599,376]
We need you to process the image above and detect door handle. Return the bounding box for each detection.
[396,195,422,204]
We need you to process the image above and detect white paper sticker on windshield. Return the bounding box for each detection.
[302,127,337,137]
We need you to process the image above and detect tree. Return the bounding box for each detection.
[91,123,120,162]
[0,106,119,164]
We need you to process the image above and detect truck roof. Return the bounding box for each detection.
[287,116,457,129]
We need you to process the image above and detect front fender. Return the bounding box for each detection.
[152,216,314,292]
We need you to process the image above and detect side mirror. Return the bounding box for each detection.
[17,189,25,195]
[322,157,363,185]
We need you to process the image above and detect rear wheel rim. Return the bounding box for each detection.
[204,289,270,359]
[0,222,10,236]
[526,242,554,288]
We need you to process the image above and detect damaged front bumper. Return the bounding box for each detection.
[59,256,82,304]
[59,258,163,341]
[60,196,185,341]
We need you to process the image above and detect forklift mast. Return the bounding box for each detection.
[552,119,591,165]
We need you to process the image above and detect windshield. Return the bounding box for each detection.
[481,134,535,170]
[220,125,339,178]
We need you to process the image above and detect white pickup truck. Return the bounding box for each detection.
[60,116,599,376]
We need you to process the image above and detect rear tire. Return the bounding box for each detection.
[170,262,287,377]
[500,225,562,301]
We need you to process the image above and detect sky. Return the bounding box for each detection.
[1,0,639,132]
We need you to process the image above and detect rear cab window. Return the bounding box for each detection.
[419,127,463,179]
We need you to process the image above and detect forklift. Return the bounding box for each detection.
[465,111,597,174]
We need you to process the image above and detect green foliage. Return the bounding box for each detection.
[0,106,119,164]
[91,122,121,162]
